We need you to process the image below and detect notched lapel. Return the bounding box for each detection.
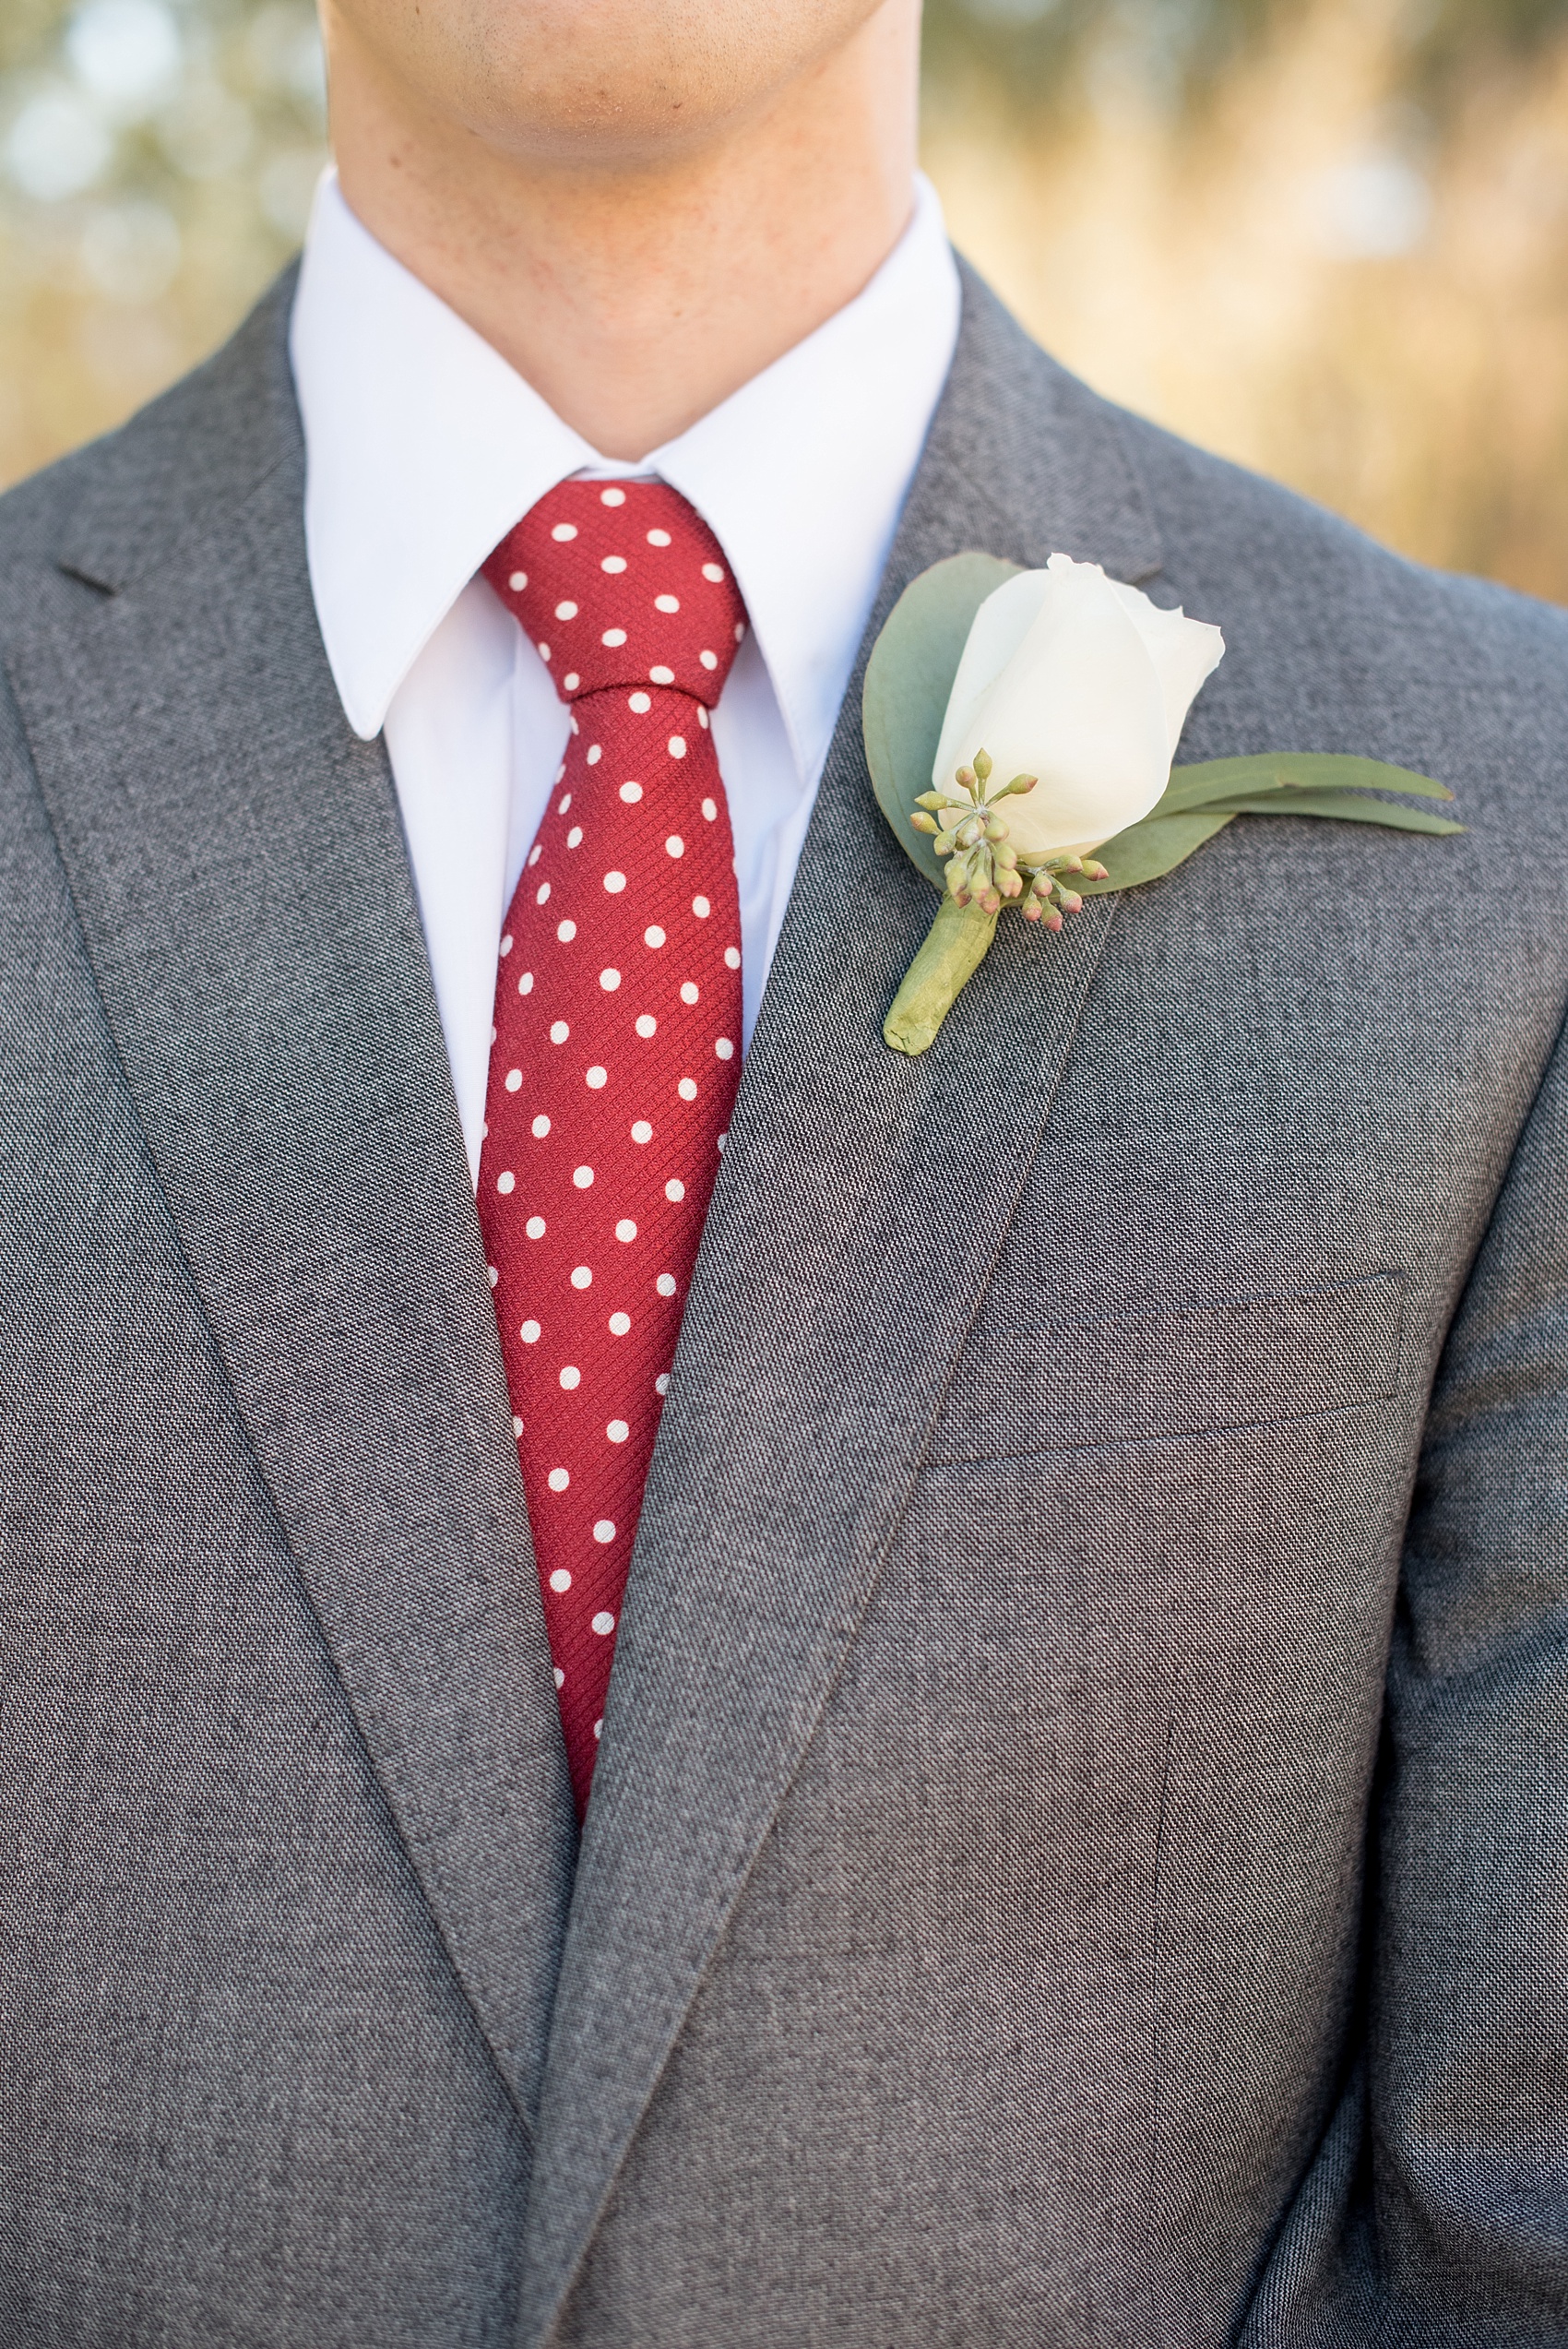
[6,303,576,2125]
[516,268,1155,2344]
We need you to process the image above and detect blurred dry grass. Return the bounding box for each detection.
[4,0,1568,601]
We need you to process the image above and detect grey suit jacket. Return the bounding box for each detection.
[1,257,1566,2349]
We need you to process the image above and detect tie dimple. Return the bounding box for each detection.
[478,481,748,1818]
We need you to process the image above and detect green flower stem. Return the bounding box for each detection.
[884,896,1000,1056]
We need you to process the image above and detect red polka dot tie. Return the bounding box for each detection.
[478,481,747,1818]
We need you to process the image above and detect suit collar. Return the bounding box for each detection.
[515,262,1161,2343]
[11,275,577,2129]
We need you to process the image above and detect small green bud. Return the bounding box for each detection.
[1081,858,1110,881]
[1053,886,1083,914]
[1021,897,1043,924]
[999,868,1023,900]
[910,812,940,835]
[980,887,1002,914]
[954,766,977,795]
[1000,773,1038,798]
[914,792,946,812]
[1030,871,1053,899]
[994,842,1018,871]
[955,817,982,851]
[1042,905,1064,932]
[972,748,993,783]
[984,814,1009,844]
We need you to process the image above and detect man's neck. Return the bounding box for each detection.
[324,5,920,463]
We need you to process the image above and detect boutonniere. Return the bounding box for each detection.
[863,552,1462,1055]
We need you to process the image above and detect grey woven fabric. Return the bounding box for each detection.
[1,256,1566,2349]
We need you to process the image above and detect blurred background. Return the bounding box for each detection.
[2,0,1567,598]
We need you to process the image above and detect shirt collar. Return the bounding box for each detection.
[290,169,960,770]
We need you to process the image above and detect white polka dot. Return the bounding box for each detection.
[631,1120,653,1144]
[505,1067,523,1092]
[593,1719,603,1740]
[496,1170,516,1194]
[601,627,627,648]
[548,1466,570,1491]
[717,1132,727,1152]
[570,1265,592,1289]
[550,1019,570,1043]
[655,1372,671,1396]
[526,1214,546,1238]
[567,825,583,848]
[513,1414,523,1436]
[528,844,542,867]
[703,562,726,582]
[735,622,745,641]
[536,881,551,905]
[667,734,686,757]
[591,1606,616,1630]
[500,932,514,955]
[488,1263,499,1286]
[586,1065,608,1089]
[551,522,578,542]
[601,554,627,574]
[553,1665,565,1687]
[698,708,709,730]
[680,980,699,1005]
[654,593,681,613]
[573,1165,594,1189]
[699,650,719,670]
[600,967,622,991]
[701,798,718,821]
[615,1219,637,1243]
[647,528,671,546]
[715,1037,735,1059]
[665,835,685,858]
[644,925,667,949]
[628,691,652,713]
[555,762,567,783]
[649,666,676,686]
[586,745,602,766]
[607,1419,630,1443]
[556,918,576,943]
[538,643,551,662]
[609,1310,632,1334]
[508,569,528,590]
[635,1014,657,1038]
[550,1567,572,1592]
[520,1318,540,1342]
[554,600,578,621]
[558,791,573,810]
[692,896,711,919]
[619,781,644,804]
[518,972,535,995]
[531,1113,551,1138]
[677,1078,697,1102]
[559,1364,581,1389]
[656,1272,678,1297]
[563,673,580,691]
[724,946,741,970]
[603,871,627,894]
[600,486,626,507]
[665,1177,685,1202]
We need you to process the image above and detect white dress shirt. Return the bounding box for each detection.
[290,171,961,1180]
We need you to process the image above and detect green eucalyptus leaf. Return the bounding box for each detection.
[1196,792,1465,835]
[862,550,1021,891]
[1159,753,1454,815]
[1077,810,1237,894]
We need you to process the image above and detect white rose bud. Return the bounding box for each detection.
[932,554,1226,862]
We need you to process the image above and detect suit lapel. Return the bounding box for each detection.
[517,268,1164,2339]
[7,283,576,2127]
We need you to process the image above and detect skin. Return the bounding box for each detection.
[319,0,924,459]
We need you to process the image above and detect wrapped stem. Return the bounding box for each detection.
[884,897,1000,1056]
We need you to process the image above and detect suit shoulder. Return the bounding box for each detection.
[1114,399,1568,685]
[0,264,299,629]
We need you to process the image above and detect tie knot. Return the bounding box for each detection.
[484,480,749,709]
